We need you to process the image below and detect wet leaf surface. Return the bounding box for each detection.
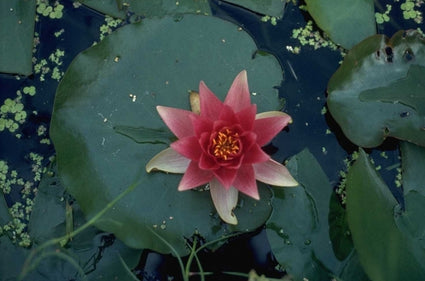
[328,30,425,148]
[0,0,36,75]
[50,15,283,255]
[305,0,375,49]
[346,149,425,281]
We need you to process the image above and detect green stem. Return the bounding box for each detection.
[147,227,188,281]
[192,250,206,281]
[185,237,198,279]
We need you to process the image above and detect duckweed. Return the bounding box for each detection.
[23,86,36,96]
[0,153,46,247]
[375,4,392,24]
[99,16,124,41]
[36,0,64,19]
[0,94,27,135]
[401,0,423,23]
[292,20,341,52]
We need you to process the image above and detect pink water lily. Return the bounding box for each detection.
[146,70,298,224]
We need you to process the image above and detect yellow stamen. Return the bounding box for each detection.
[211,128,240,160]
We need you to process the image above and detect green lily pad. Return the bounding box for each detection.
[267,149,356,280]
[0,0,36,75]
[395,142,425,251]
[51,15,283,255]
[222,0,286,18]
[327,30,425,148]
[24,162,141,281]
[346,149,425,281]
[79,0,211,19]
[305,0,375,49]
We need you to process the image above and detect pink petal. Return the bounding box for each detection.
[199,81,224,119]
[236,104,256,131]
[218,105,238,125]
[210,178,238,225]
[242,143,270,164]
[157,106,195,139]
[170,136,202,161]
[224,70,251,112]
[254,111,292,146]
[232,165,259,199]
[190,115,213,138]
[213,167,238,189]
[146,148,190,173]
[178,161,213,191]
[199,152,219,170]
[253,159,298,187]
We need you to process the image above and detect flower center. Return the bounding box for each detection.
[211,128,240,161]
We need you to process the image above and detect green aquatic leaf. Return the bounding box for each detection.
[0,0,36,75]
[25,163,141,281]
[328,30,425,148]
[79,0,211,19]
[51,15,283,255]
[305,0,375,49]
[359,64,425,115]
[267,149,366,281]
[328,192,353,261]
[400,141,425,196]
[346,149,425,281]
[395,142,425,251]
[222,0,286,18]
[113,125,175,144]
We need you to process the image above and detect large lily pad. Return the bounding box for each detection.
[327,30,425,148]
[267,149,367,281]
[0,0,36,75]
[50,15,284,255]
[78,0,211,19]
[346,149,425,281]
[305,0,375,49]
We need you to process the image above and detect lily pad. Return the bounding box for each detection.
[79,0,211,19]
[346,149,425,281]
[395,142,425,251]
[267,149,362,280]
[327,30,425,148]
[305,0,375,49]
[0,0,36,75]
[222,0,286,18]
[50,15,284,255]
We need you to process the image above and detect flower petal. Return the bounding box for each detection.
[224,70,251,112]
[178,161,213,191]
[210,178,238,225]
[254,111,292,146]
[253,159,298,187]
[170,136,202,161]
[199,81,224,119]
[242,143,270,164]
[157,106,195,139]
[191,115,213,138]
[232,165,259,199]
[218,105,238,125]
[213,167,238,189]
[146,147,190,173]
[236,104,256,131]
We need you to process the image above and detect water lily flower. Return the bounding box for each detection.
[146,70,298,224]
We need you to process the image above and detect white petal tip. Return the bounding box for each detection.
[223,214,238,225]
[145,148,190,174]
